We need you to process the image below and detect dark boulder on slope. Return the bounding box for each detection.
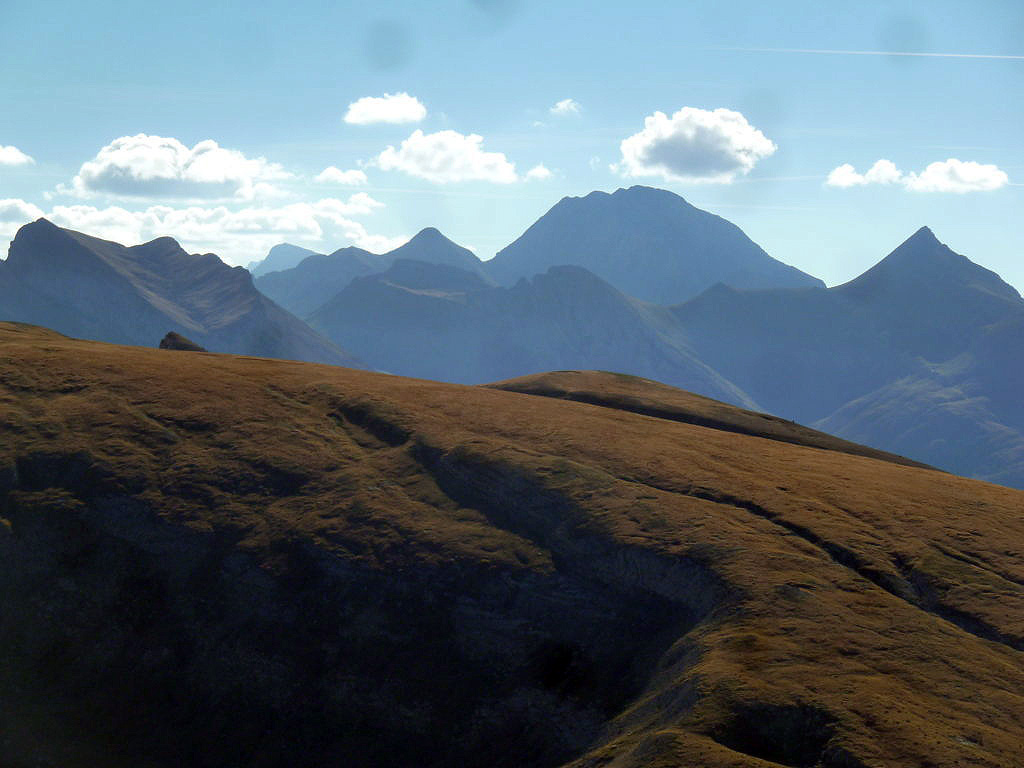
[159,331,206,351]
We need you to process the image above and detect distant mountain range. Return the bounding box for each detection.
[308,259,751,406]
[247,242,318,277]
[487,185,823,303]
[2,188,1022,488]
[255,227,491,318]
[668,226,1024,487]
[0,219,357,367]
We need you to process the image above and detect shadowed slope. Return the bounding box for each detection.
[2,323,1024,768]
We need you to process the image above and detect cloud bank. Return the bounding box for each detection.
[616,107,776,183]
[64,134,291,200]
[827,158,1009,193]
[344,93,427,125]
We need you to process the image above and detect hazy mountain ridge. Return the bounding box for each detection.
[247,242,319,277]
[5,191,1024,488]
[309,258,755,407]
[671,227,1024,486]
[0,218,357,367]
[255,227,491,317]
[486,185,824,303]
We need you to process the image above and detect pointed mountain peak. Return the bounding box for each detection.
[884,226,956,268]
[391,227,475,257]
[837,227,1022,303]
[909,225,937,242]
[408,227,453,245]
[13,217,64,240]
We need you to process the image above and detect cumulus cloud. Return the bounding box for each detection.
[905,159,1009,192]
[550,98,581,116]
[0,194,400,265]
[615,107,776,183]
[62,134,291,201]
[525,163,552,180]
[826,158,1009,193]
[826,159,904,188]
[374,129,518,183]
[0,145,34,166]
[344,92,426,125]
[315,166,368,185]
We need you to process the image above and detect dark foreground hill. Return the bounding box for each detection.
[0,219,355,367]
[2,323,1023,768]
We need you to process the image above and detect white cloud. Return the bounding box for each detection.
[0,145,34,166]
[374,129,518,184]
[826,159,903,188]
[0,194,399,265]
[616,107,777,183]
[62,134,291,201]
[905,159,1009,193]
[550,98,581,116]
[826,158,1009,193]
[315,166,369,185]
[525,163,552,180]
[344,92,427,125]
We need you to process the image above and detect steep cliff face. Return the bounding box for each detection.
[2,323,1024,768]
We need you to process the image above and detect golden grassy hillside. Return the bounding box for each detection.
[1,322,1022,768]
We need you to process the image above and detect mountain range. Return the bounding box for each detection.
[0,219,356,367]
[255,227,492,318]
[2,187,1022,488]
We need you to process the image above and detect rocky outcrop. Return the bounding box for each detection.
[159,332,207,351]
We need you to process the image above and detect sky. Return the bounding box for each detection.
[0,0,1021,289]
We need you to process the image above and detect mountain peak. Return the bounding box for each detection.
[836,227,1022,304]
[407,227,452,245]
[248,243,320,277]
[487,186,823,303]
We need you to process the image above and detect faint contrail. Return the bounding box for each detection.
[709,47,1024,61]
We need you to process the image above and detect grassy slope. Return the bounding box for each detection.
[486,370,932,469]
[1,322,1023,767]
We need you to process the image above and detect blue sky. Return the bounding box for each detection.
[0,0,1021,289]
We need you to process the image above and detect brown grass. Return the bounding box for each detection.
[1,322,1023,767]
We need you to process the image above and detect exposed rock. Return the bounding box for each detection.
[159,332,207,352]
